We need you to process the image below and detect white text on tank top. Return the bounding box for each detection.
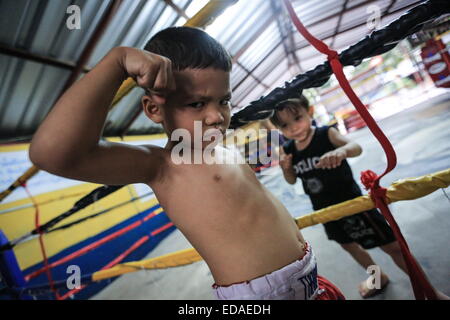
[293,157,321,175]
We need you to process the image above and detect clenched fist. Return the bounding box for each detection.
[315,149,346,169]
[279,147,293,171]
[118,47,176,104]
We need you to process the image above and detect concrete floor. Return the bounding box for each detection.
[93,90,450,300]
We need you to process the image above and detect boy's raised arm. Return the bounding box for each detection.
[327,126,362,157]
[315,127,363,169]
[29,47,174,186]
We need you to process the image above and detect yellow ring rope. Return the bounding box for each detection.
[92,168,450,282]
[0,166,39,202]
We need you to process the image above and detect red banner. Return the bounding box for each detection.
[420,38,450,88]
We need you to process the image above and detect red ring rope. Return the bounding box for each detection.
[282,0,437,300]
[22,183,62,300]
[25,207,163,281]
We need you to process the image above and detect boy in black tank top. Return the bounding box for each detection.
[270,96,406,298]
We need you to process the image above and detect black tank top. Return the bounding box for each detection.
[283,126,362,210]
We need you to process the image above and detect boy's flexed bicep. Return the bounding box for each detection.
[33,141,167,186]
[29,46,173,186]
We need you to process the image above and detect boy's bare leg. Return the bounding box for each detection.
[380,242,408,273]
[380,242,450,300]
[340,242,389,298]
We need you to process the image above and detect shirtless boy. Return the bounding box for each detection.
[29,27,343,300]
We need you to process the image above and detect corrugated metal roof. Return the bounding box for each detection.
[0,0,423,142]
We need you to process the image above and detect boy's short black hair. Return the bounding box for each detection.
[144,26,232,72]
[270,96,310,127]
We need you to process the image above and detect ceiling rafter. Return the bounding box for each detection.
[384,0,397,15]
[330,0,349,48]
[232,0,379,95]
[162,0,190,19]
[233,1,420,108]
[236,61,270,89]
[0,0,426,142]
[234,53,287,106]
[294,1,420,52]
[271,0,302,75]
[231,13,277,63]
[0,43,89,72]
[271,0,290,65]
[232,37,286,93]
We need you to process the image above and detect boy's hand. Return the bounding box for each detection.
[316,149,346,169]
[119,47,176,104]
[279,147,293,171]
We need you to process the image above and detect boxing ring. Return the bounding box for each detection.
[1,0,449,300]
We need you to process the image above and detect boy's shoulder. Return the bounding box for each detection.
[282,125,332,154]
[138,144,172,165]
[311,125,333,143]
[315,125,330,135]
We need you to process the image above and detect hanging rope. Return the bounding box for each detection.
[229,0,450,128]
[282,0,438,300]
[21,183,61,300]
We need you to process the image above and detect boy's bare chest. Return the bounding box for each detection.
[158,162,258,200]
[151,163,259,216]
[177,163,253,184]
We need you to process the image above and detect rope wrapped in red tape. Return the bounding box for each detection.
[283,0,437,300]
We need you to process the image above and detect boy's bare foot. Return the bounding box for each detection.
[358,273,390,299]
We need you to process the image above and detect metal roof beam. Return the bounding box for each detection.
[233,1,420,108]
[271,0,291,65]
[330,0,349,48]
[384,0,397,15]
[294,2,421,52]
[163,0,190,19]
[59,0,123,93]
[231,13,277,63]
[234,53,286,106]
[232,0,377,68]
[232,37,286,92]
[0,44,90,72]
[234,0,380,93]
[236,61,270,89]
